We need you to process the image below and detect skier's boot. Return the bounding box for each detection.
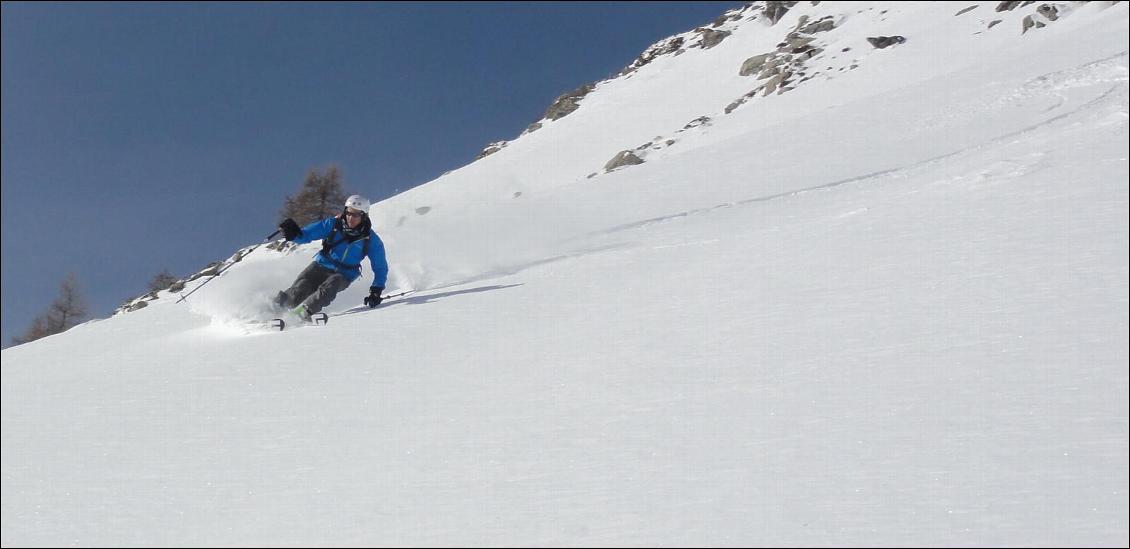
[291,303,313,323]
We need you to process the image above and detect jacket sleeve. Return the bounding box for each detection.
[293,218,334,245]
[368,232,389,289]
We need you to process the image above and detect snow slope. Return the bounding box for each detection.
[3,2,1128,546]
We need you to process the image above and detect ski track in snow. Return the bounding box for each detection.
[593,70,1127,242]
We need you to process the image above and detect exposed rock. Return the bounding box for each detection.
[541,83,596,121]
[265,240,298,253]
[736,9,835,104]
[710,10,742,28]
[782,35,817,52]
[726,88,759,114]
[740,53,773,76]
[604,151,645,172]
[866,35,907,49]
[764,1,799,25]
[996,0,1036,12]
[1037,4,1059,21]
[762,73,786,95]
[192,263,222,280]
[955,5,979,16]
[127,301,149,312]
[797,16,836,35]
[415,206,432,215]
[475,141,507,160]
[683,116,712,130]
[695,28,732,49]
[619,36,686,76]
[521,82,592,136]
[1022,14,1046,33]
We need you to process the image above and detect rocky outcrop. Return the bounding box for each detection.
[542,83,596,121]
[682,116,712,131]
[694,28,732,49]
[740,53,773,76]
[994,1,1074,34]
[619,36,687,77]
[514,83,597,139]
[1022,14,1047,32]
[1023,4,1060,33]
[709,9,745,28]
[729,13,837,112]
[477,3,761,155]
[116,242,294,315]
[995,1,1037,12]
[764,1,801,25]
[603,150,645,172]
[265,240,297,253]
[595,115,713,176]
[475,141,508,160]
[866,35,907,49]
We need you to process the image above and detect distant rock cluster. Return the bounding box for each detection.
[474,141,508,161]
[726,10,840,114]
[475,0,1103,177]
[115,243,287,314]
[978,1,1085,35]
[596,116,714,176]
[474,1,754,160]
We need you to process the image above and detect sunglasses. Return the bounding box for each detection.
[344,210,365,218]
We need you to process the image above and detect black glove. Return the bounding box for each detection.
[364,287,384,308]
[279,218,301,241]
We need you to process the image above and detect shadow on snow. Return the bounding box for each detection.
[333,283,524,317]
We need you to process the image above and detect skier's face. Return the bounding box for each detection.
[344,208,365,228]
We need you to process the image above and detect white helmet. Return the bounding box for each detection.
[345,194,370,213]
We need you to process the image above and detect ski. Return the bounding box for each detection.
[269,312,328,331]
[259,290,414,332]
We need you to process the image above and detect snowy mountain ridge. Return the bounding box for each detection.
[117,1,1122,316]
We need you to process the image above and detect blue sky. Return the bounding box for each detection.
[1,1,739,346]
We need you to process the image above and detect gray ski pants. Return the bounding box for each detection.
[275,262,352,314]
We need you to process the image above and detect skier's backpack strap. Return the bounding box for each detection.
[318,216,370,270]
[320,216,345,258]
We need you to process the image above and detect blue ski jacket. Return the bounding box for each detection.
[294,217,389,289]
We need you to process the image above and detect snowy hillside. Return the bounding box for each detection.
[3,2,1128,546]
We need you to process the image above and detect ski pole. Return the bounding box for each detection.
[176,229,281,304]
[383,290,413,300]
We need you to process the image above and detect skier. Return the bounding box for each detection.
[274,194,389,321]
